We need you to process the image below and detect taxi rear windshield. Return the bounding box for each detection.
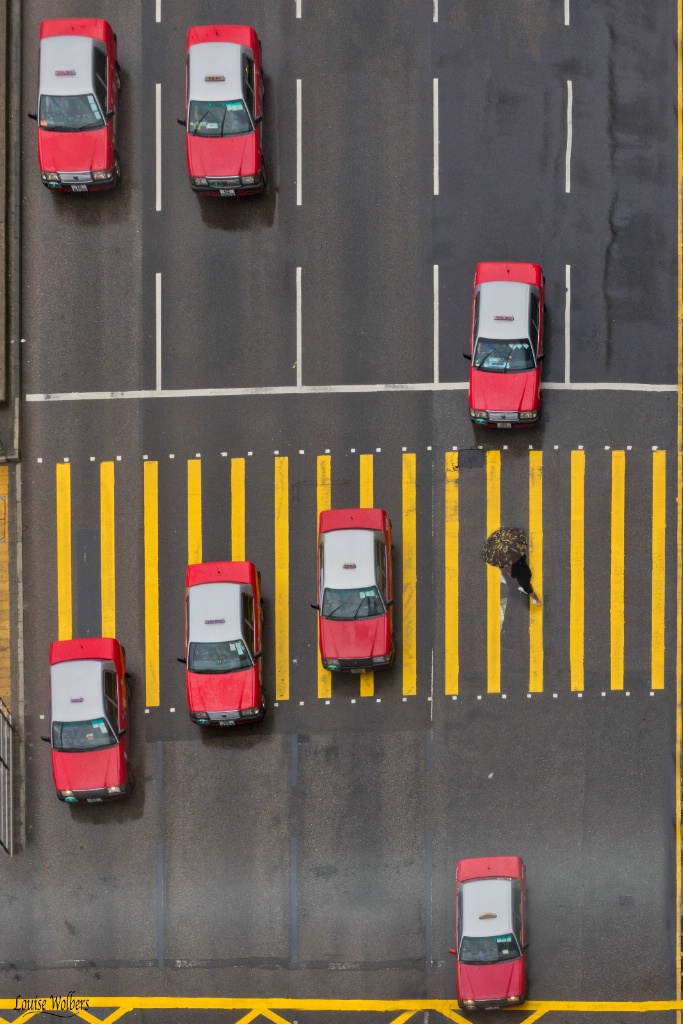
[188,100,252,136]
[321,586,385,621]
[189,640,253,673]
[459,934,521,964]
[473,338,535,372]
[39,94,105,131]
[52,717,117,752]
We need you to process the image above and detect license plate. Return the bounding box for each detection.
[219,720,235,727]
[71,184,88,192]
[86,797,102,803]
[219,188,236,196]
[496,422,512,429]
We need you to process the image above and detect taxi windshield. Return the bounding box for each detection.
[321,586,385,621]
[188,100,252,136]
[39,93,105,131]
[473,338,535,372]
[459,934,521,964]
[188,639,253,673]
[52,717,117,752]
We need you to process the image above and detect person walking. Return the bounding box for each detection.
[504,551,542,606]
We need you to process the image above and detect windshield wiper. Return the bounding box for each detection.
[192,109,211,135]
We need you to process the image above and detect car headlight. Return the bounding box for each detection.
[240,707,261,718]
[193,713,210,723]
[372,655,391,665]
[324,659,341,671]
[59,789,77,802]
[241,175,256,185]
[507,996,521,1003]
[470,409,488,419]
[42,172,60,182]
[106,785,124,795]
[463,1001,476,1009]
[93,169,113,181]
[519,410,537,420]
[192,176,208,186]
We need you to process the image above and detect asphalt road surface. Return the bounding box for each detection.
[3,0,679,1017]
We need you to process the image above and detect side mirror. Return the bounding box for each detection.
[253,651,262,661]
[177,657,187,665]
[40,735,50,743]
[537,353,545,361]
[463,352,472,360]
[310,603,319,611]
[106,109,115,120]
[522,942,529,950]
[253,115,263,126]
[386,599,394,607]
[177,117,187,127]
[448,948,457,956]
[27,111,38,121]
[118,728,126,738]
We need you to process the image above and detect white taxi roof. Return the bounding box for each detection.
[188,41,244,103]
[461,878,513,937]
[39,35,95,97]
[322,529,377,590]
[188,581,246,643]
[50,659,108,723]
[478,280,530,341]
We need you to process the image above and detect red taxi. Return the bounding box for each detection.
[43,638,131,803]
[179,25,265,196]
[450,856,528,1009]
[314,509,394,672]
[28,19,121,192]
[181,561,265,725]
[465,262,544,427]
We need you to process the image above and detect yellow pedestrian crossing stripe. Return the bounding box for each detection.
[51,449,673,706]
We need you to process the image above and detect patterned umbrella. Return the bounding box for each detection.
[482,527,527,568]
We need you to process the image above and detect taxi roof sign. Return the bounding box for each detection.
[204,74,226,82]
[55,69,77,76]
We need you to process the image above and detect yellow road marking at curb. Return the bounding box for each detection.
[187,459,202,565]
[486,450,501,693]
[56,462,72,641]
[402,453,417,695]
[144,461,160,707]
[610,450,625,690]
[316,455,331,699]
[231,458,246,562]
[444,452,459,695]
[100,462,115,638]
[359,454,374,696]
[0,466,9,708]
[570,450,585,691]
[651,449,666,689]
[275,457,289,700]
[528,451,543,692]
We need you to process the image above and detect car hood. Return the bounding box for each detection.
[186,132,259,178]
[470,367,540,413]
[51,745,124,792]
[187,669,258,712]
[457,957,526,1003]
[38,126,110,172]
[320,615,391,660]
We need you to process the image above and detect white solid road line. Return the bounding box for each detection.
[155,83,162,211]
[433,79,439,196]
[296,0,302,17]
[566,80,572,194]
[296,267,302,387]
[433,0,438,22]
[296,79,302,206]
[564,264,571,384]
[564,0,570,25]
[156,0,161,23]
[433,265,439,383]
[155,273,162,391]
[25,382,678,402]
